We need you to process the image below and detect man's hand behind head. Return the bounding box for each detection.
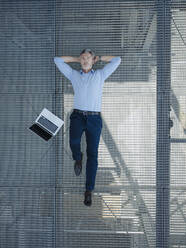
[93,56,100,64]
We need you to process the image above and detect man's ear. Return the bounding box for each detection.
[93,56,96,64]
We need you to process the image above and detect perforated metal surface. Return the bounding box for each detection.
[0,1,56,247]
[56,1,156,247]
[170,2,186,247]
[0,0,186,247]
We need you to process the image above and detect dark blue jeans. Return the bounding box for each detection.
[69,110,102,191]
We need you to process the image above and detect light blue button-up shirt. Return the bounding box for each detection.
[54,56,121,112]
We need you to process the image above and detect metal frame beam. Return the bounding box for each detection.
[156,0,171,248]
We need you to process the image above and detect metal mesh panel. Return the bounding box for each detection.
[1,0,186,247]
[56,1,156,247]
[0,0,56,247]
[170,1,186,247]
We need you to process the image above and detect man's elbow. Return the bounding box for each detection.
[54,57,65,66]
[111,56,121,64]
[54,56,58,64]
[117,56,121,64]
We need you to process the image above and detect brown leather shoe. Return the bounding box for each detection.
[84,190,92,206]
[74,153,83,176]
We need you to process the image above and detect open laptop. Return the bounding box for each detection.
[29,108,64,141]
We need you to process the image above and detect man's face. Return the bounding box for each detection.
[80,52,94,71]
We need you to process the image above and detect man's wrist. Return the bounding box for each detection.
[100,56,116,62]
[61,56,80,63]
[75,57,80,63]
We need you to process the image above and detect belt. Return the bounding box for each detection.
[73,109,101,115]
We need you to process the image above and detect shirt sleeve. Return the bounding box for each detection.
[54,57,73,81]
[100,57,121,81]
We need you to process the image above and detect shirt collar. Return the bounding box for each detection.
[80,69,94,74]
